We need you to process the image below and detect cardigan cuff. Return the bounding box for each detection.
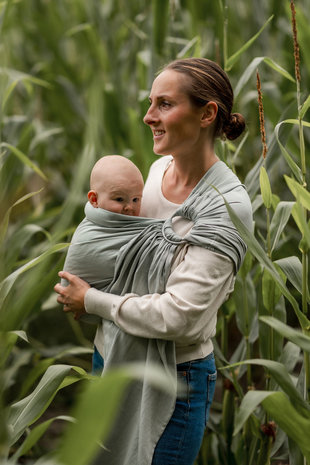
[85,288,136,321]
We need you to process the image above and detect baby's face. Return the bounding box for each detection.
[97,182,143,216]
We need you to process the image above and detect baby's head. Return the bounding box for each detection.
[88,155,144,216]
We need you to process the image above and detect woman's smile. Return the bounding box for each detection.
[153,129,165,138]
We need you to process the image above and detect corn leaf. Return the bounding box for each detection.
[260,166,272,209]
[66,23,93,37]
[29,128,64,152]
[235,56,295,97]
[18,358,56,399]
[0,190,44,245]
[234,388,310,463]
[222,194,309,329]
[223,358,310,414]
[0,243,69,307]
[177,36,200,59]
[275,256,310,301]
[275,120,310,183]
[263,57,295,83]
[262,391,310,462]
[300,94,310,119]
[270,201,294,253]
[2,79,19,109]
[280,341,301,373]
[234,390,273,436]
[19,346,94,398]
[0,67,51,88]
[4,224,52,273]
[226,16,274,71]
[235,56,264,96]
[8,330,29,344]
[8,364,86,446]
[234,275,257,340]
[260,316,310,352]
[262,268,283,313]
[285,175,310,211]
[274,124,302,182]
[12,415,74,460]
[291,202,310,249]
[1,142,47,180]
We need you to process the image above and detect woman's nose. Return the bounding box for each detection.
[143,106,156,125]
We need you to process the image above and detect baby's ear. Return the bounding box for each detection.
[88,190,98,207]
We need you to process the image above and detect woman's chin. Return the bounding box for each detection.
[153,145,170,156]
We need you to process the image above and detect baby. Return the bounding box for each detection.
[87,155,144,216]
[61,155,145,372]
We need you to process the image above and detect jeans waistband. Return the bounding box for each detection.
[177,352,214,369]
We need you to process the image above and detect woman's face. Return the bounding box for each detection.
[143,70,206,158]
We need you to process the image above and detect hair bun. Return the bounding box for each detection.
[223,112,245,140]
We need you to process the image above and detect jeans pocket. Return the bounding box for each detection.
[205,371,217,425]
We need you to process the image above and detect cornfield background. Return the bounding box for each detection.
[1,0,310,464]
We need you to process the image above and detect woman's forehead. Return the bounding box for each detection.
[150,69,188,98]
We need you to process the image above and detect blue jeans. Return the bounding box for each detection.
[152,353,217,465]
[92,345,104,375]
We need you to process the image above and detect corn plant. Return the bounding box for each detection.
[1,0,310,463]
[196,2,310,464]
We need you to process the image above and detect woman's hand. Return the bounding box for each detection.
[54,271,90,320]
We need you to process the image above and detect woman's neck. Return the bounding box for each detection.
[162,148,219,204]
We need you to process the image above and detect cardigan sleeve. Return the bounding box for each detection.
[85,246,235,344]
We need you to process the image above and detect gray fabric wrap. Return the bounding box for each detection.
[62,161,252,465]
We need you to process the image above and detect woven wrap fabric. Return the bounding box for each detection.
[63,161,252,465]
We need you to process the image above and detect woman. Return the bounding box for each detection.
[55,57,252,465]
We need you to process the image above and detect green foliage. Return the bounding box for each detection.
[0,0,310,464]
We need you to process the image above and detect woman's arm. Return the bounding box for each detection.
[85,246,235,344]
[55,247,234,343]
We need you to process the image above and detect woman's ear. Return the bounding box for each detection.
[88,190,98,207]
[200,101,218,128]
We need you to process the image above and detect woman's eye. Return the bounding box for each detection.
[161,101,171,108]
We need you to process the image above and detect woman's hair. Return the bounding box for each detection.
[163,58,245,140]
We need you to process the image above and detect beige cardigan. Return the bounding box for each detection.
[89,156,238,364]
